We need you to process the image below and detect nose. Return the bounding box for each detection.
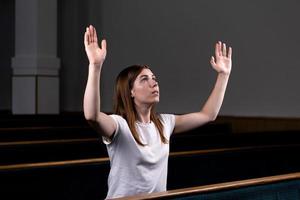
[150,79,158,88]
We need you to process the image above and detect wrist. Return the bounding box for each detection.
[88,63,102,74]
[218,71,230,78]
[89,62,102,69]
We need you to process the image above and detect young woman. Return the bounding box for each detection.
[83,25,232,199]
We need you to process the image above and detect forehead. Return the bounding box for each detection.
[137,68,155,77]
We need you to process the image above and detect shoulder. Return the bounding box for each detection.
[159,114,176,136]
[159,114,175,125]
[110,114,127,125]
[103,114,129,145]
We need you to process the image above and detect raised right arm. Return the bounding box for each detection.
[83,25,116,138]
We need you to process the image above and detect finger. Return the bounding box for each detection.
[228,47,232,59]
[88,25,92,43]
[86,27,91,45]
[222,43,226,56]
[84,30,89,46]
[214,42,219,58]
[89,25,94,43]
[101,39,107,50]
[93,26,98,43]
[210,56,216,67]
[91,25,96,43]
[218,41,222,56]
[87,27,92,44]
[215,41,221,57]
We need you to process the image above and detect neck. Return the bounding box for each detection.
[135,103,152,123]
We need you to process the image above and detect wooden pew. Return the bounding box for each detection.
[1,114,300,200]
[0,126,107,165]
[114,172,300,199]
[1,144,300,200]
[0,113,88,128]
[0,121,230,165]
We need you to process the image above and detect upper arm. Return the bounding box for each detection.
[86,112,117,138]
[174,112,212,134]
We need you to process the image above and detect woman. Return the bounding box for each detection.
[83,25,232,199]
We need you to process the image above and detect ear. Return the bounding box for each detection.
[131,89,135,98]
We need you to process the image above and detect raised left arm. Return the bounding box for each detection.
[174,41,232,134]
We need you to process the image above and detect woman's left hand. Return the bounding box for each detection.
[210,41,232,75]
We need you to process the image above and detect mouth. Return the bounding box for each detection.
[152,91,159,95]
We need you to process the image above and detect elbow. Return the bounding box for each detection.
[84,112,98,123]
[209,111,219,122]
[209,114,217,122]
[203,112,218,122]
[85,117,97,124]
[85,116,99,129]
[83,106,98,122]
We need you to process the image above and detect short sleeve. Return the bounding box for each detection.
[160,114,176,138]
[102,114,122,145]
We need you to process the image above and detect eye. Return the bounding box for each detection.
[141,77,148,82]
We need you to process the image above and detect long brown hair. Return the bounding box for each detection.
[113,65,168,146]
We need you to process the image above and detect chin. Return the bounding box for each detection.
[149,99,159,104]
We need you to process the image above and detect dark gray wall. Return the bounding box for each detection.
[0,0,14,111]
[3,0,300,117]
[94,0,300,117]
[58,0,89,112]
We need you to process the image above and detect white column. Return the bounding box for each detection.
[12,0,60,114]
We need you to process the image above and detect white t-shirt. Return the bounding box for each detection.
[103,114,175,199]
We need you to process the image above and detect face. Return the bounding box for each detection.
[131,68,159,106]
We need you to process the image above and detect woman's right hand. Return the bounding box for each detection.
[84,25,107,67]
